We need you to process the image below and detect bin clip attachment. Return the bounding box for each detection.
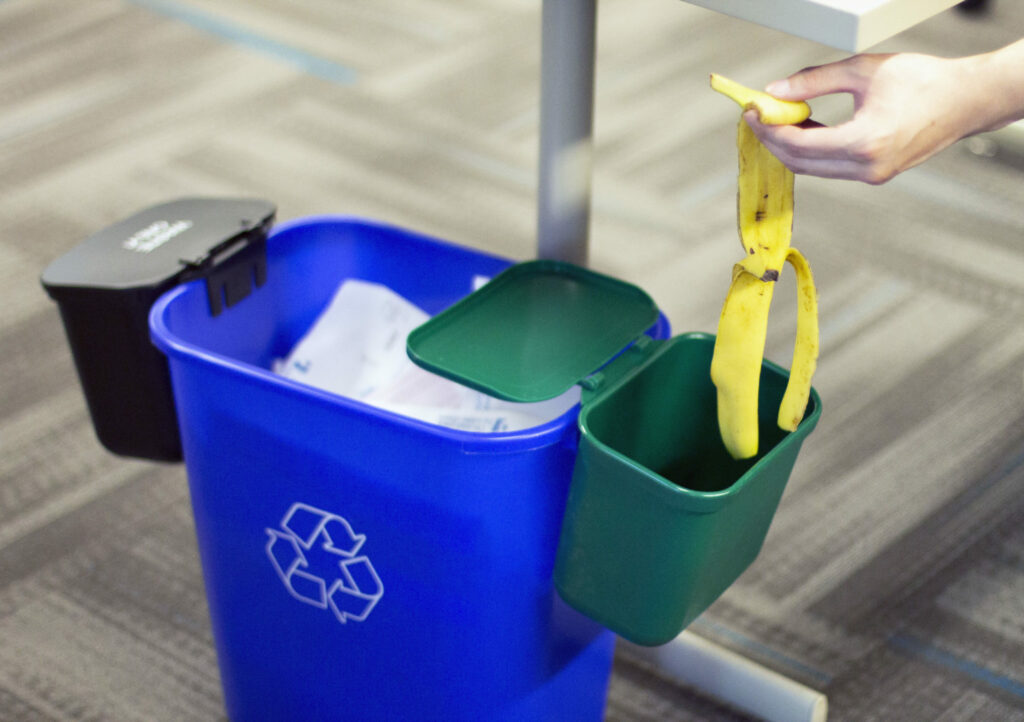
[580,334,660,402]
[179,212,274,316]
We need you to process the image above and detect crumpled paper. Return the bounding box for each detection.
[274,279,579,432]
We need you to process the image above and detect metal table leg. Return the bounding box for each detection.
[537,0,597,265]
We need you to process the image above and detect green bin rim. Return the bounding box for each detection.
[577,333,823,514]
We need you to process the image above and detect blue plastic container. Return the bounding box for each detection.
[150,217,666,721]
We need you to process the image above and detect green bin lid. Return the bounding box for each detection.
[406,260,659,403]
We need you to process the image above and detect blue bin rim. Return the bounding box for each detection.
[270,213,516,262]
[148,214,664,452]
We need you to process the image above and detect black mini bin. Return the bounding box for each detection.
[41,198,275,461]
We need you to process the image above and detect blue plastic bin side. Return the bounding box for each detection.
[149,217,626,721]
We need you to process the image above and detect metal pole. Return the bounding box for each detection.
[537,0,597,265]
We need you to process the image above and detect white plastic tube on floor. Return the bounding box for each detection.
[622,631,828,722]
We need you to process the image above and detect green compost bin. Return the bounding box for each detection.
[408,260,821,647]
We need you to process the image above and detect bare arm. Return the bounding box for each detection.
[745,39,1024,184]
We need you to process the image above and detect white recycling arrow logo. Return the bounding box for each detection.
[266,502,384,624]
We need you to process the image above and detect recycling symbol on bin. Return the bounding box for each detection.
[266,502,384,624]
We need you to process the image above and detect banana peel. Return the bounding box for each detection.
[709,74,819,460]
[736,120,794,282]
[711,264,776,459]
[778,248,819,432]
[710,73,811,126]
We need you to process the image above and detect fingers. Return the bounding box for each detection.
[744,111,846,159]
[742,111,893,184]
[765,55,886,102]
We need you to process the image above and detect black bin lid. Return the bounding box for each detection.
[41,197,276,293]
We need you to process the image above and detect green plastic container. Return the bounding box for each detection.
[556,332,820,645]
[408,260,821,647]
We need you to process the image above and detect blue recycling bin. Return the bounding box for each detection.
[149,216,668,721]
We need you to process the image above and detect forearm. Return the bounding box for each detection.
[963,39,1024,135]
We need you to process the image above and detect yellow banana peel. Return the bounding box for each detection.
[709,74,819,459]
[778,247,818,432]
[709,73,811,126]
[736,120,794,282]
[711,265,776,459]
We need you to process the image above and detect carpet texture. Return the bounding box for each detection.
[1,1,1023,719]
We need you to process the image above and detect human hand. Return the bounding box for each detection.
[744,52,1010,184]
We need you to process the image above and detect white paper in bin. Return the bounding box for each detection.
[274,279,580,432]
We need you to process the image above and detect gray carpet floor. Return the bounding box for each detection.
[2,0,1023,720]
